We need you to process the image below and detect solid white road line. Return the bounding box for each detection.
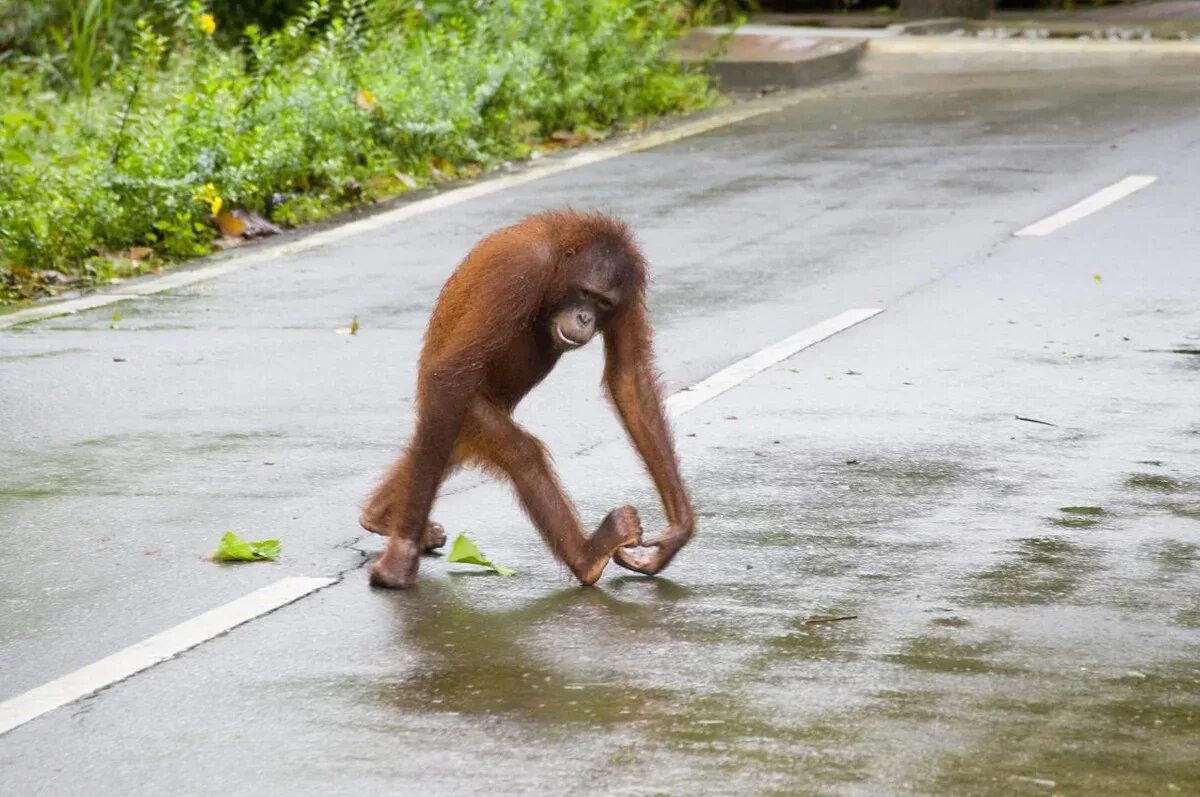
[1013,175,1157,237]
[0,576,335,737]
[666,307,884,418]
[0,91,822,331]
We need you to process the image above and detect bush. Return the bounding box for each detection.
[0,0,712,303]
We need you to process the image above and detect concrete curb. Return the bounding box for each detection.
[710,39,867,91]
[870,35,1200,54]
[675,31,867,91]
[750,11,1200,38]
[888,17,969,35]
[676,21,1200,94]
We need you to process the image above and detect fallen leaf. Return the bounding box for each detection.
[1092,273,1103,284]
[446,534,515,576]
[335,315,360,336]
[215,210,246,238]
[211,531,280,562]
[217,209,281,240]
[128,246,153,262]
[109,311,122,329]
[550,129,584,147]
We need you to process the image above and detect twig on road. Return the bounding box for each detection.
[1015,415,1058,427]
[804,615,858,625]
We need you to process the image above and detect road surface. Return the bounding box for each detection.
[2,57,1199,795]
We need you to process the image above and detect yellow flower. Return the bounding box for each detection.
[199,13,216,36]
[192,183,222,216]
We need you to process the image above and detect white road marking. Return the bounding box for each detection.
[666,308,884,418]
[0,576,335,736]
[0,91,824,331]
[1013,175,1157,237]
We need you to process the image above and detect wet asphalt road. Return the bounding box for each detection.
[2,57,1199,795]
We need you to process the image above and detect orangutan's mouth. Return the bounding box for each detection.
[555,324,585,349]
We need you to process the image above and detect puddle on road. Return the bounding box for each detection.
[760,616,866,664]
[691,449,970,546]
[1125,472,1199,494]
[322,430,1200,794]
[926,659,1200,795]
[1149,539,1199,574]
[1045,505,1108,529]
[373,586,671,724]
[884,634,1024,677]
[965,537,1104,607]
[1122,470,1200,526]
[363,580,874,790]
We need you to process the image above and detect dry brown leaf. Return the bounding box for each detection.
[215,210,246,238]
[217,209,281,240]
[550,130,583,147]
[129,246,153,262]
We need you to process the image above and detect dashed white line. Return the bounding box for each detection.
[0,576,335,736]
[666,307,884,418]
[1013,175,1157,237]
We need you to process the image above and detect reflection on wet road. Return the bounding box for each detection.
[2,60,1199,795]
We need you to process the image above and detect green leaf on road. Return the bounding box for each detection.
[446,534,515,577]
[212,531,281,562]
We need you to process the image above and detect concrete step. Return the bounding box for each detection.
[674,29,868,91]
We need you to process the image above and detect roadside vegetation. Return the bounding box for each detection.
[0,0,714,305]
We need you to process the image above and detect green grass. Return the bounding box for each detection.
[0,0,713,304]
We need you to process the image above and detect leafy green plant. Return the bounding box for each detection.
[61,0,118,100]
[0,0,713,305]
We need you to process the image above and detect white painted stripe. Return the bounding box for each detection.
[0,91,820,331]
[0,576,335,736]
[666,308,883,417]
[1013,175,1157,237]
